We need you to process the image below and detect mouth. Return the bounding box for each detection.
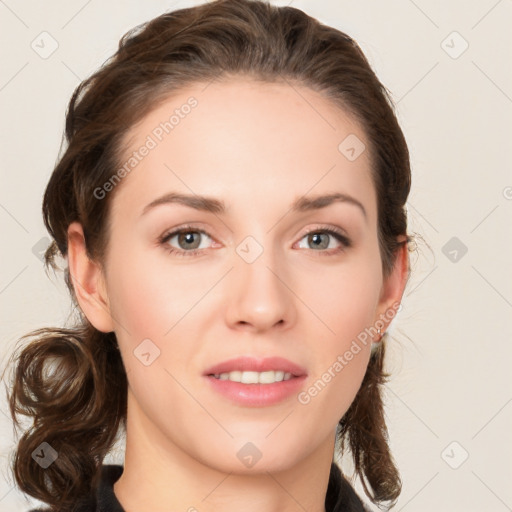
[203,356,307,406]
[203,355,307,380]
[207,369,296,384]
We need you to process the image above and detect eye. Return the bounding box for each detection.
[296,227,351,254]
[158,225,351,258]
[159,226,214,257]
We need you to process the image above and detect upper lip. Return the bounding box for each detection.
[204,356,307,377]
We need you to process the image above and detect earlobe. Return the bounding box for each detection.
[66,222,114,333]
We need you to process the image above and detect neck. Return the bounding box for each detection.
[113,393,335,512]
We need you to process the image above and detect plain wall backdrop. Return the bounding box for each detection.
[1,1,511,510]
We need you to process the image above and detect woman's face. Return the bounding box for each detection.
[95,78,400,473]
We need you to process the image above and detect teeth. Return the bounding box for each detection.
[241,371,259,384]
[211,370,293,384]
[275,371,285,382]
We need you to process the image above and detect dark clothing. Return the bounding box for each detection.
[30,462,371,511]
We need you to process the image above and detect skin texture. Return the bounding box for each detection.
[67,78,409,512]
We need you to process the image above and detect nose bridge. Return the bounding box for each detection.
[226,233,294,330]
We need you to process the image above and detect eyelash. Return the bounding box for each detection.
[158,224,352,258]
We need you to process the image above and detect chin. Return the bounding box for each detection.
[198,437,306,475]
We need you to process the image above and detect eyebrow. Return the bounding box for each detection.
[141,191,367,219]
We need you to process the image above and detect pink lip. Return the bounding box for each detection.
[203,356,307,377]
[203,356,308,407]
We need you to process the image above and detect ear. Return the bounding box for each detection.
[374,238,410,336]
[67,222,114,333]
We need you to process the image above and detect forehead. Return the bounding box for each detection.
[112,77,376,222]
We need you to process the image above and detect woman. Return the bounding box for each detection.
[6,0,412,510]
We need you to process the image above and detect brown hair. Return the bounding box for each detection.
[4,0,412,509]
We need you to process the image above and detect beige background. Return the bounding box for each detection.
[1,1,511,510]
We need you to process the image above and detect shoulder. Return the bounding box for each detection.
[95,464,124,511]
[326,462,372,512]
[27,464,125,512]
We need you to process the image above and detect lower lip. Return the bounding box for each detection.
[204,375,307,407]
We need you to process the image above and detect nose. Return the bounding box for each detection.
[224,244,296,333]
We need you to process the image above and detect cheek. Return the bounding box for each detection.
[302,251,382,342]
[104,250,204,426]
[105,246,204,339]
[297,256,381,416]
[104,244,220,393]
